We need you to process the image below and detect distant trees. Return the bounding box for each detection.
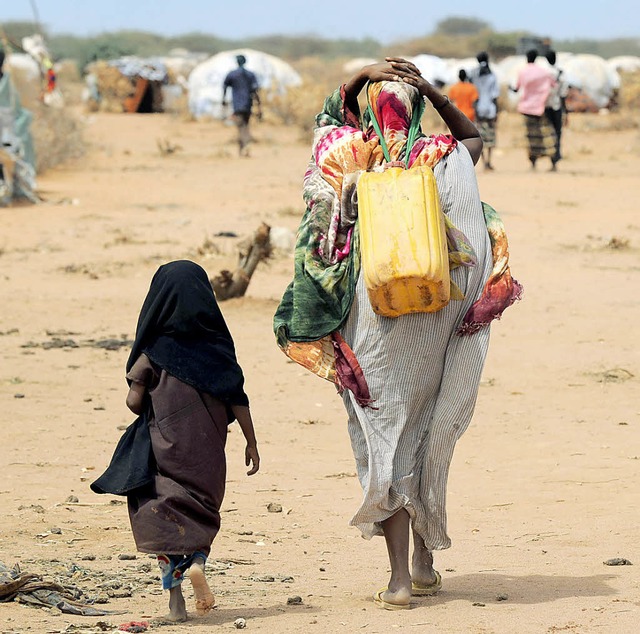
[1,18,637,71]
[435,17,491,36]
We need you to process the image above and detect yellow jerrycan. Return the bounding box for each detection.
[357,165,450,318]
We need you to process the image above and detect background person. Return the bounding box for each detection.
[470,52,500,171]
[274,58,521,610]
[448,68,478,122]
[222,54,262,156]
[512,49,558,170]
[544,50,569,164]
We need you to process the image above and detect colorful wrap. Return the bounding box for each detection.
[274,82,521,405]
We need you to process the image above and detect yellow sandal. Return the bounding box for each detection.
[411,570,442,596]
[373,587,411,610]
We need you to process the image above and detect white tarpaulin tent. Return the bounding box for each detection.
[408,54,455,86]
[562,54,620,109]
[188,48,301,119]
[442,57,479,82]
[607,55,640,74]
[342,57,378,75]
[5,53,41,83]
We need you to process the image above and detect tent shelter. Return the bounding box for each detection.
[342,57,378,74]
[85,57,168,113]
[607,56,640,74]
[188,48,301,119]
[0,62,37,205]
[562,54,620,111]
[408,54,456,87]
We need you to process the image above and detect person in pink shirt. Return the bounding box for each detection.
[513,49,559,170]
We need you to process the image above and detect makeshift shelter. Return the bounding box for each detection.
[162,49,207,84]
[5,53,40,84]
[562,54,620,111]
[85,57,168,113]
[408,55,456,87]
[0,60,37,205]
[342,57,378,75]
[442,57,479,84]
[188,48,301,119]
[607,55,640,74]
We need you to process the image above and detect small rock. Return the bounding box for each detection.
[118,554,137,560]
[66,495,79,503]
[281,576,294,583]
[50,527,62,535]
[319,567,326,572]
[267,503,283,513]
[287,596,303,605]
[253,575,275,582]
[81,554,96,561]
[109,588,132,598]
[603,557,632,566]
[496,594,508,601]
[234,617,247,629]
[472,602,486,607]
[14,393,25,399]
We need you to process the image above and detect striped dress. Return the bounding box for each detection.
[340,144,492,550]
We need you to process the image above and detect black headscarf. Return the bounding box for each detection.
[127,260,249,407]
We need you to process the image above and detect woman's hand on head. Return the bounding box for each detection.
[361,58,421,84]
[345,57,429,104]
[245,443,260,476]
[379,57,437,98]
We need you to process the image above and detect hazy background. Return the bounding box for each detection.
[2,0,640,42]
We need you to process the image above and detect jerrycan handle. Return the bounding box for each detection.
[366,82,425,168]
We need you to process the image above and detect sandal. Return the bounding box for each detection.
[373,587,411,610]
[411,570,442,596]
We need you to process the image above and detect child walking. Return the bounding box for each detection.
[98,260,259,622]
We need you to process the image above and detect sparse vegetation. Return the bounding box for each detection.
[8,66,85,174]
[2,19,639,69]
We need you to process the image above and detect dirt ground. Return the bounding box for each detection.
[1,106,639,634]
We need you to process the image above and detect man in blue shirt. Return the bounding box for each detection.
[222,55,261,156]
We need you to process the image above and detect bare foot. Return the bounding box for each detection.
[189,559,215,615]
[411,531,438,587]
[377,584,411,606]
[168,586,187,622]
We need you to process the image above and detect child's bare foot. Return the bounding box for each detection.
[189,558,215,615]
[168,586,187,622]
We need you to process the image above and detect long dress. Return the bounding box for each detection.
[274,82,521,551]
[341,145,492,549]
[126,354,228,555]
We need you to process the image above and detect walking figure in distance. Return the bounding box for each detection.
[222,54,262,157]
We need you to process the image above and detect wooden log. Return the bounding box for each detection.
[211,223,272,300]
